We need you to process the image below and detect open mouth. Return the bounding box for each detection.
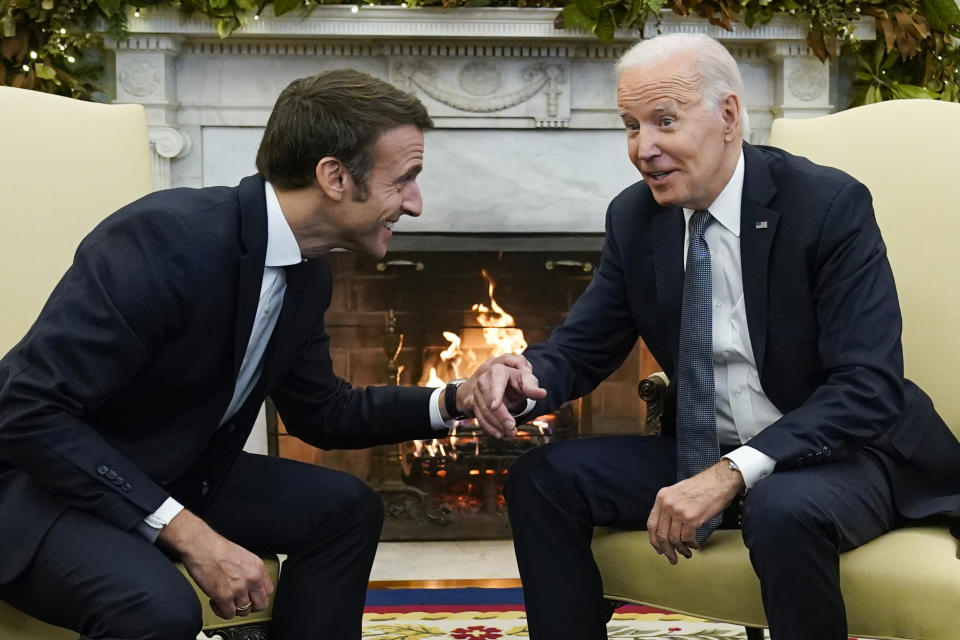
[383,220,396,231]
[645,169,675,182]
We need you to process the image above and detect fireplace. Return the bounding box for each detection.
[270,234,661,540]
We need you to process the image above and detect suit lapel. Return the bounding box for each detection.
[739,144,779,374]
[653,205,685,363]
[232,176,269,378]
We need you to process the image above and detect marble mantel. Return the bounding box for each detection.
[107,7,874,233]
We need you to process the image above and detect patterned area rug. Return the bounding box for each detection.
[363,588,873,640]
[364,610,756,639]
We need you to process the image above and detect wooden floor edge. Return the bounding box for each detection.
[368,578,523,589]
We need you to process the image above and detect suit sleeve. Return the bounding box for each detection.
[523,204,641,415]
[0,212,192,531]
[748,180,905,467]
[271,267,440,449]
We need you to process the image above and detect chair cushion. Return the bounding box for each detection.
[592,525,960,640]
[0,557,280,639]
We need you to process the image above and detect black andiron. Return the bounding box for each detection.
[369,309,447,527]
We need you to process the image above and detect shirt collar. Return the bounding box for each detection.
[264,181,302,267]
[683,149,745,237]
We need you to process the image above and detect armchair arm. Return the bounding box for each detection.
[638,372,669,435]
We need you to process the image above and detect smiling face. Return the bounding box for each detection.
[333,124,425,258]
[617,51,741,210]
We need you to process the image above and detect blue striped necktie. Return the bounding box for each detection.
[676,209,722,545]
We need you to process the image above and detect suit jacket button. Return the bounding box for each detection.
[200,481,210,496]
[97,465,108,475]
[105,470,118,480]
[122,483,132,493]
[113,476,124,485]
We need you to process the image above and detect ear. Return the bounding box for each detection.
[719,93,741,141]
[315,156,348,202]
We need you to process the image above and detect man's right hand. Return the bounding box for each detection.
[157,509,274,619]
[457,353,547,439]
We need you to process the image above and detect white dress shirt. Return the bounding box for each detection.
[682,151,779,490]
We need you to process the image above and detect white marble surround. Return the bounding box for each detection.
[108,7,875,233]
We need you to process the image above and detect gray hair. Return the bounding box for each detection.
[616,33,750,138]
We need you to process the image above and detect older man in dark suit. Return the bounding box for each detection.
[0,70,457,640]
[454,33,960,640]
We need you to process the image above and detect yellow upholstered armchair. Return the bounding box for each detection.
[0,87,278,640]
[592,99,960,640]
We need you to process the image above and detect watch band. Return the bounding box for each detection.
[444,378,469,421]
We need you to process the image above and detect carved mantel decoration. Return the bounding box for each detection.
[106,6,874,231]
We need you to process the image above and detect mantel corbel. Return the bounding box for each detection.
[148,126,192,190]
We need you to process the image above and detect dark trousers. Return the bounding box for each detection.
[505,435,899,640]
[0,452,383,640]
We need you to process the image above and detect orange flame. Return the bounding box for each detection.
[471,269,527,357]
[412,269,529,458]
[425,367,446,389]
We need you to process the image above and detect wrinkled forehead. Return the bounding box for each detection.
[617,62,702,113]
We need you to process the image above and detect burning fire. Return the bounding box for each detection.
[413,269,537,463]
[421,269,526,390]
[403,271,561,512]
[471,269,527,358]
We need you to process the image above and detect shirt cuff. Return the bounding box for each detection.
[136,497,185,543]
[723,446,776,492]
[429,387,452,430]
[427,388,538,430]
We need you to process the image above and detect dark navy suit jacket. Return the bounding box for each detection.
[0,174,437,584]
[523,143,960,524]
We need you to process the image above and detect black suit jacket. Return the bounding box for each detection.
[0,174,437,584]
[523,143,960,523]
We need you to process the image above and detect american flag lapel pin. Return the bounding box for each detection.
[755,220,768,229]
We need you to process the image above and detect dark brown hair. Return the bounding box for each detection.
[256,69,433,194]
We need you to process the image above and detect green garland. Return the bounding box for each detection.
[2,0,958,103]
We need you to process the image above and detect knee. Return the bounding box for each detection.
[505,441,583,507]
[741,476,833,552]
[93,571,201,640]
[146,581,203,640]
[337,474,384,538]
[505,443,556,502]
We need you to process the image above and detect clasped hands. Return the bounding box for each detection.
[453,354,547,440]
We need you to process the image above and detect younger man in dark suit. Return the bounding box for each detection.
[454,33,960,640]
[0,70,458,639]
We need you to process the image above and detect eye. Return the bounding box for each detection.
[660,116,676,127]
[624,121,640,132]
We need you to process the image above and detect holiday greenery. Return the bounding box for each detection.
[1,0,959,103]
